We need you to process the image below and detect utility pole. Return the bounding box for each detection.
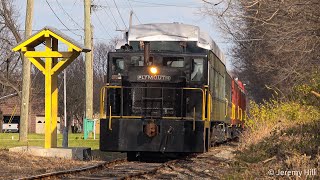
[84,0,93,119]
[62,70,68,147]
[20,0,34,142]
[129,10,133,28]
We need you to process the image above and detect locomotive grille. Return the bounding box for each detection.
[129,83,181,118]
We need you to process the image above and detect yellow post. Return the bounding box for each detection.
[44,36,52,148]
[51,38,58,147]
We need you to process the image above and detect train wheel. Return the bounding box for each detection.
[205,128,210,152]
[210,126,218,146]
[127,152,139,161]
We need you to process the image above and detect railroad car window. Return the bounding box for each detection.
[191,58,204,81]
[163,57,184,67]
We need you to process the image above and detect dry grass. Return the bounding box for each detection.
[227,100,320,179]
[240,100,320,150]
[238,121,295,151]
[0,150,99,179]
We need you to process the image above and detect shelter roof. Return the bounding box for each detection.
[13,26,90,52]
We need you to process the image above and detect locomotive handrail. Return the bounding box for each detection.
[100,85,205,120]
[231,103,236,120]
[206,88,211,122]
[225,98,228,118]
[109,106,112,130]
[184,87,206,121]
[99,85,122,119]
[237,106,240,120]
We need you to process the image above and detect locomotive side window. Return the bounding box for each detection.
[163,57,184,67]
[191,58,204,81]
[112,58,125,75]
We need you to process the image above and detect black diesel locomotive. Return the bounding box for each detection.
[100,23,245,159]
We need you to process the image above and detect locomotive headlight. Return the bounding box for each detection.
[149,66,158,75]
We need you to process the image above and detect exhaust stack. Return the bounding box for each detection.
[143,41,150,66]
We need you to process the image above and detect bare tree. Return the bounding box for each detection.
[57,40,115,129]
[202,0,320,102]
[57,56,86,130]
[92,39,118,115]
[0,0,22,98]
[93,42,114,83]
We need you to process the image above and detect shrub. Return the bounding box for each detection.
[240,100,320,149]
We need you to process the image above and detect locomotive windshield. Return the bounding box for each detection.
[112,58,125,75]
[163,57,184,67]
[109,52,205,82]
[191,58,203,81]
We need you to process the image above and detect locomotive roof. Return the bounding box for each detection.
[125,23,226,65]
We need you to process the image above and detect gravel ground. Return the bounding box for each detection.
[136,143,238,180]
[0,144,237,180]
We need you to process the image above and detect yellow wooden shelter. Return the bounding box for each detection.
[13,26,90,148]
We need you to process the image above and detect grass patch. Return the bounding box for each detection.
[0,133,99,149]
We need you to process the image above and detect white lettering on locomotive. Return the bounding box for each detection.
[137,75,171,81]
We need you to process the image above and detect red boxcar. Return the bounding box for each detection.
[231,78,246,128]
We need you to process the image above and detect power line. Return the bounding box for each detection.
[45,0,83,39]
[133,12,142,24]
[73,0,79,6]
[128,0,201,8]
[55,0,84,30]
[112,0,128,29]
[101,8,119,29]
[93,4,200,9]
[126,0,142,24]
[202,0,224,6]
[18,28,83,32]
[102,0,121,29]
[92,10,113,39]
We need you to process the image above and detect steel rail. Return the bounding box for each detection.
[18,159,126,180]
[18,155,191,180]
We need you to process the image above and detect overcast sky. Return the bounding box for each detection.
[16,0,232,69]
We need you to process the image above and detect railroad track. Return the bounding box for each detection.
[19,141,235,180]
[19,156,185,180]
[18,159,126,180]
